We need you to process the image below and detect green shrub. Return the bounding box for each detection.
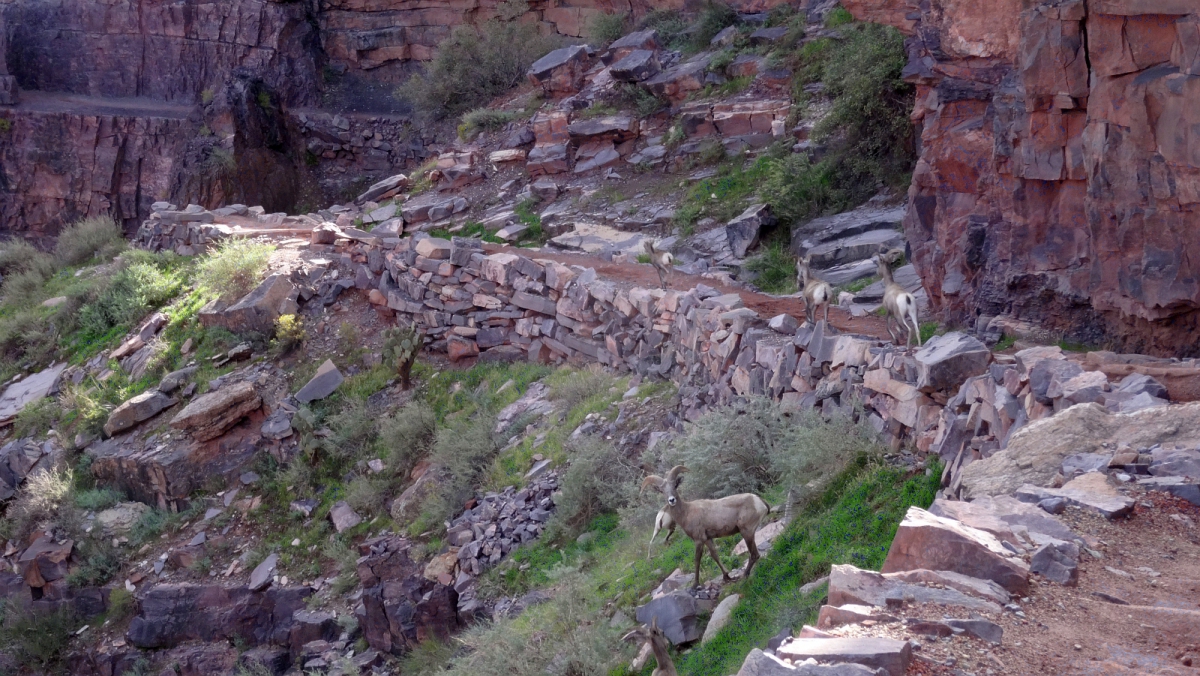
[54,216,126,267]
[759,153,841,224]
[689,2,739,51]
[613,83,666,117]
[270,313,305,355]
[825,6,855,27]
[548,367,614,412]
[587,11,628,46]
[194,238,273,301]
[129,507,170,545]
[377,401,438,480]
[400,11,560,119]
[658,398,881,504]
[12,396,60,439]
[0,600,77,672]
[67,537,122,587]
[0,118,11,133]
[74,487,124,511]
[345,474,388,513]
[0,267,54,308]
[458,108,518,140]
[0,239,54,278]
[545,438,637,539]
[74,253,187,342]
[327,398,378,461]
[745,241,798,295]
[415,417,499,531]
[639,9,690,49]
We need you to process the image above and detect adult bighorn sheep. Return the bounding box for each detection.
[873,248,921,348]
[644,240,674,290]
[796,255,833,325]
[642,465,770,587]
[622,618,677,676]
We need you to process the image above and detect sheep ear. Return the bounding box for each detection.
[641,475,665,495]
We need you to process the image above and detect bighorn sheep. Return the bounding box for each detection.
[796,256,833,325]
[647,508,677,559]
[642,465,770,587]
[644,241,674,290]
[874,249,921,348]
[622,618,678,676]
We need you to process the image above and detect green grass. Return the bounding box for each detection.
[1057,339,1092,353]
[993,334,1016,351]
[919,321,941,345]
[839,275,876,294]
[675,157,770,234]
[744,242,797,295]
[677,460,940,676]
[428,221,504,244]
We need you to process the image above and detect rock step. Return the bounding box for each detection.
[775,637,912,676]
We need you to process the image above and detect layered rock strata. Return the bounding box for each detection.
[842,0,1200,355]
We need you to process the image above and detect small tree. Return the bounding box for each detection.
[381,322,424,389]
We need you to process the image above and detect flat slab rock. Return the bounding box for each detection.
[776,637,912,676]
[171,381,262,442]
[1013,471,1135,519]
[0,363,66,425]
[882,506,1029,595]
[737,649,887,676]
[827,564,1006,615]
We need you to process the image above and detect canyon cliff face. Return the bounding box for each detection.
[843,0,1200,355]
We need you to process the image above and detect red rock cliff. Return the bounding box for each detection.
[842,0,1200,356]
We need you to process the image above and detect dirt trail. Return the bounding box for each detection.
[487,244,896,342]
[15,91,194,118]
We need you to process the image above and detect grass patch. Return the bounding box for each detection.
[53,216,126,267]
[840,275,876,294]
[194,238,273,302]
[0,600,77,673]
[744,241,797,295]
[919,321,941,344]
[458,108,519,141]
[993,334,1016,351]
[675,157,768,233]
[587,11,629,46]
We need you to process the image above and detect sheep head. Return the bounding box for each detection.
[663,465,687,506]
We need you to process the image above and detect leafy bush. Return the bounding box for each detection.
[587,11,628,46]
[759,153,841,225]
[54,216,126,267]
[75,487,124,511]
[638,9,690,49]
[415,417,499,531]
[194,238,274,301]
[458,108,518,140]
[74,253,187,342]
[658,398,881,504]
[545,438,637,539]
[270,313,305,355]
[345,474,388,513]
[377,401,438,480]
[67,537,122,587]
[0,601,77,673]
[400,11,560,119]
[691,2,739,50]
[825,6,855,27]
[327,398,378,461]
[0,239,54,278]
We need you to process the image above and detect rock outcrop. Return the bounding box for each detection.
[842,0,1200,356]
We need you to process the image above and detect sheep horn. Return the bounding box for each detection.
[641,475,665,495]
[665,465,688,488]
[621,628,642,643]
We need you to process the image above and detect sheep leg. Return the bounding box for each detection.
[741,530,761,578]
[823,301,829,325]
[693,542,705,588]
[705,539,731,581]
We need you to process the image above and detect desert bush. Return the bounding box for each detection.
[12,396,60,439]
[327,398,378,461]
[545,438,637,539]
[194,238,274,301]
[345,474,388,513]
[658,398,881,504]
[66,537,122,587]
[638,9,690,49]
[400,8,560,119]
[270,313,305,355]
[691,1,739,50]
[0,267,54,308]
[376,401,437,479]
[74,252,187,342]
[74,487,123,512]
[587,11,628,46]
[417,417,499,530]
[323,540,360,595]
[825,6,855,27]
[0,600,77,673]
[129,507,170,545]
[0,239,54,278]
[5,468,74,541]
[759,153,841,225]
[458,108,518,140]
[548,366,613,412]
[54,216,126,267]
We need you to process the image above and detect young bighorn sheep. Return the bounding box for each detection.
[874,249,921,348]
[647,508,677,559]
[796,255,833,325]
[642,465,770,587]
[644,240,674,290]
[622,618,678,676]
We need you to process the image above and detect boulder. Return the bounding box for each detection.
[726,204,775,258]
[736,649,887,676]
[158,366,198,394]
[126,584,310,649]
[701,594,740,644]
[357,537,461,655]
[635,591,702,645]
[749,26,790,45]
[415,237,452,260]
[528,45,591,96]
[249,553,278,591]
[1149,448,1200,479]
[95,502,151,534]
[914,332,991,393]
[200,274,294,337]
[1029,358,1083,404]
[288,609,339,657]
[776,637,912,676]
[769,314,799,334]
[104,390,177,436]
[18,535,73,588]
[602,29,660,64]
[1030,542,1078,586]
[527,142,571,175]
[447,336,480,362]
[0,363,67,426]
[329,501,362,533]
[961,402,1200,498]
[1013,472,1135,519]
[1115,372,1168,399]
[610,49,661,82]
[643,54,710,102]
[882,507,1029,595]
[816,604,899,628]
[295,360,344,403]
[170,381,262,442]
[567,115,638,143]
[1137,476,1200,506]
